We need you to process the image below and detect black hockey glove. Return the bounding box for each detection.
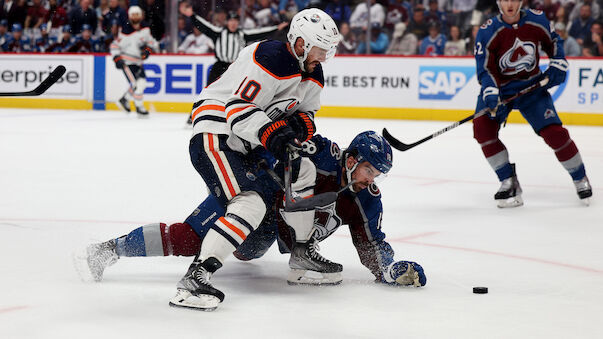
[113,55,125,69]
[259,120,301,161]
[141,45,152,60]
[287,112,315,142]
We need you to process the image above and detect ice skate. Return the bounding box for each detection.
[73,240,118,282]
[288,240,343,285]
[169,258,224,311]
[574,176,592,206]
[495,164,523,208]
[136,105,149,118]
[186,114,192,125]
[116,96,131,113]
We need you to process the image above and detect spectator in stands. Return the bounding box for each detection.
[357,22,389,54]
[69,0,98,34]
[582,20,603,56]
[178,26,213,54]
[419,21,445,55]
[466,24,479,55]
[140,0,166,41]
[47,24,75,52]
[337,21,357,54]
[425,0,447,35]
[555,21,582,56]
[34,23,56,52]
[68,23,101,52]
[386,22,418,55]
[569,0,600,22]
[536,0,561,22]
[444,24,466,55]
[2,23,32,52]
[0,19,8,47]
[44,0,69,32]
[279,0,310,20]
[102,19,119,51]
[1,0,27,29]
[350,0,386,32]
[177,15,189,45]
[555,4,569,25]
[101,0,127,34]
[213,8,227,27]
[324,0,352,27]
[408,6,429,40]
[385,0,410,34]
[24,0,47,29]
[255,0,280,27]
[241,0,260,28]
[568,3,595,44]
[451,0,476,36]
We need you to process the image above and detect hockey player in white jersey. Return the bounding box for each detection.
[110,6,159,117]
[171,8,341,311]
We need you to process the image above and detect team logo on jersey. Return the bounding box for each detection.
[312,202,342,241]
[419,66,475,100]
[499,38,537,75]
[544,109,556,119]
[266,98,298,120]
[368,183,381,197]
[246,171,257,181]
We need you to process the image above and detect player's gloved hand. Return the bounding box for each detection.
[383,261,426,287]
[113,55,125,69]
[483,86,500,118]
[141,45,152,60]
[287,112,315,142]
[259,120,302,161]
[543,59,568,89]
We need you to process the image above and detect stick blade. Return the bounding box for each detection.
[284,192,337,212]
[382,128,412,152]
[33,65,66,95]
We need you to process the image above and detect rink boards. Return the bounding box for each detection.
[0,53,602,125]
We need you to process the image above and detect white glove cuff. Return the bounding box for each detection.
[549,59,569,71]
[483,86,499,101]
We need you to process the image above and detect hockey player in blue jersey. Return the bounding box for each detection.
[76,131,426,309]
[2,24,32,52]
[473,0,592,208]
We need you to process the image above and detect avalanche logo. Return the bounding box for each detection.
[419,66,475,100]
[499,38,537,75]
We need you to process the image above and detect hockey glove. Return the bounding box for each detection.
[544,59,568,89]
[483,86,500,118]
[287,112,315,142]
[113,55,125,69]
[383,261,426,287]
[141,45,152,60]
[259,120,301,161]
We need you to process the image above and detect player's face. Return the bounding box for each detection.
[350,161,383,192]
[499,0,522,24]
[130,13,143,24]
[304,46,327,73]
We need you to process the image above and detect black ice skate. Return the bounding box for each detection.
[73,240,119,282]
[135,105,149,118]
[495,164,523,208]
[574,176,593,205]
[186,114,192,125]
[116,96,131,113]
[287,240,343,285]
[169,257,225,311]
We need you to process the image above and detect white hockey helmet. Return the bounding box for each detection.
[128,5,143,18]
[496,0,522,21]
[287,8,341,71]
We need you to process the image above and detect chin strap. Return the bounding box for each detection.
[344,157,359,192]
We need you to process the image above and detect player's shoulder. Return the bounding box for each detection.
[478,15,503,34]
[523,8,552,29]
[253,40,301,79]
[302,64,324,87]
[302,134,342,172]
[355,184,383,216]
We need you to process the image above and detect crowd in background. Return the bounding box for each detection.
[1,0,602,56]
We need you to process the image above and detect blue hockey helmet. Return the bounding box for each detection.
[347,131,393,174]
[0,19,8,27]
[12,23,23,32]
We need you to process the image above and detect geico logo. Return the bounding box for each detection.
[0,67,79,88]
[418,66,475,100]
[143,63,210,95]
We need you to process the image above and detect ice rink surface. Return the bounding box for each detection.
[1,108,602,339]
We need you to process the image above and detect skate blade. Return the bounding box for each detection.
[580,197,591,206]
[497,195,524,208]
[287,269,342,286]
[116,101,130,113]
[169,290,220,311]
[137,113,150,119]
[71,248,95,283]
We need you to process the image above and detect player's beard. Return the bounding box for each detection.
[130,18,142,25]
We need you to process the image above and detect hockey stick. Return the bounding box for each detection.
[0,65,66,97]
[383,77,550,152]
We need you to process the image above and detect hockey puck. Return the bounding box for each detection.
[473,287,488,294]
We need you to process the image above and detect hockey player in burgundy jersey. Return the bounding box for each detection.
[75,132,426,308]
[473,0,592,208]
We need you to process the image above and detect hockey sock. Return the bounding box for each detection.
[539,125,586,181]
[200,216,253,263]
[473,115,512,181]
[115,222,200,257]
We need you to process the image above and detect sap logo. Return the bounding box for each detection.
[539,63,567,101]
[143,63,212,95]
[419,66,475,100]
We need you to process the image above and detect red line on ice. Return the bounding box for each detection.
[0,306,29,314]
